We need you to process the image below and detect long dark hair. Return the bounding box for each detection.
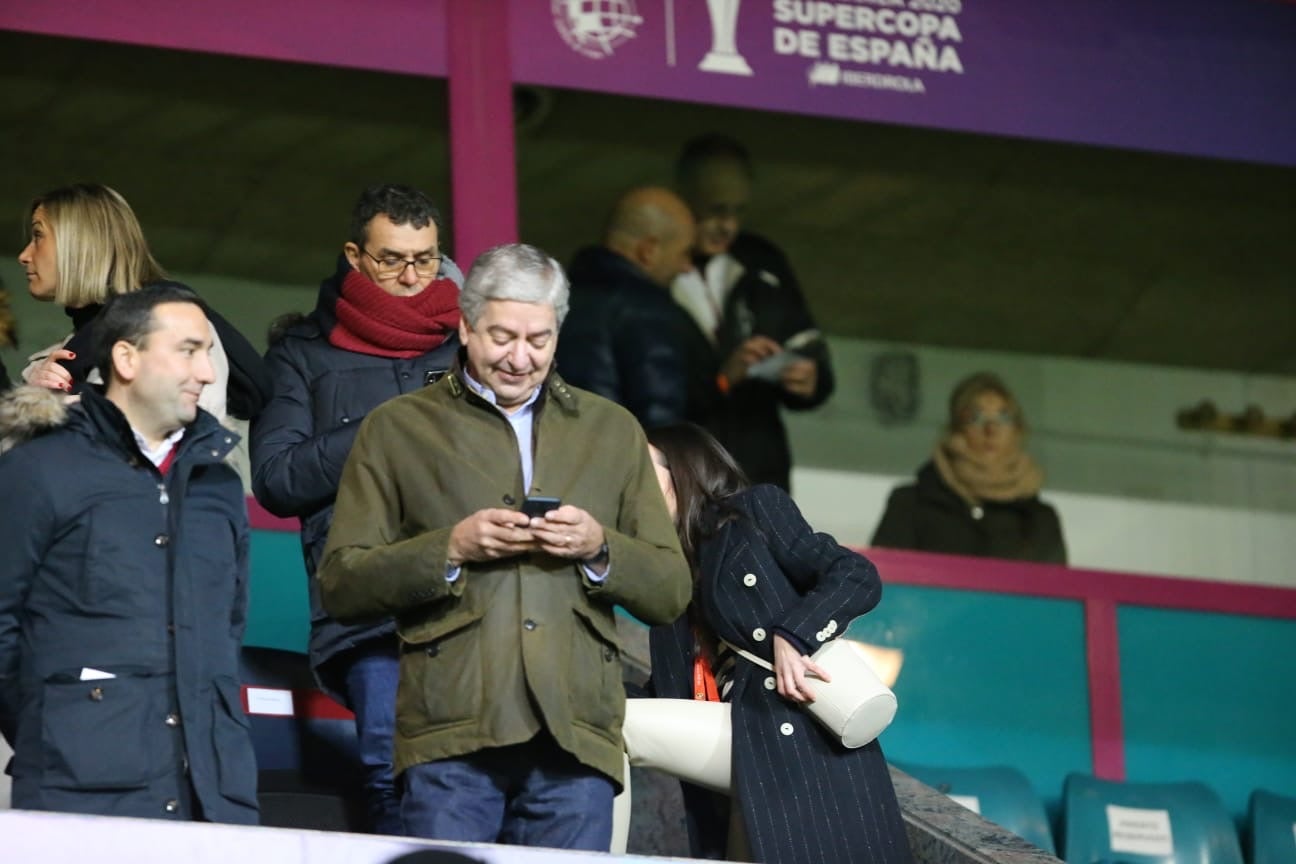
[646,423,748,571]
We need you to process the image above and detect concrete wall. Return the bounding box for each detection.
[788,339,1296,587]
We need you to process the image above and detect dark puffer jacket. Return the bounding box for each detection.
[250,255,462,694]
[871,460,1068,564]
[689,232,834,491]
[0,386,258,823]
[557,245,711,430]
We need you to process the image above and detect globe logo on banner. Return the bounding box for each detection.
[552,0,643,59]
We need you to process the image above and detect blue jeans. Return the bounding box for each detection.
[340,642,403,835]
[401,732,615,850]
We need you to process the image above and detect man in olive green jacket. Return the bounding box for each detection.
[319,243,690,851]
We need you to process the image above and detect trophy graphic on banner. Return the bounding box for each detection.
[699,0,752,76]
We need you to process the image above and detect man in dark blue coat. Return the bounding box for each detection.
[250,184,462,834]
[557,186,708,429]
[0,283,258,823]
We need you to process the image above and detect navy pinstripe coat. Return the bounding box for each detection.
[649,484,912,864]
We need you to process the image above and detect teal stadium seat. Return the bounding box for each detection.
[896,762,1056,854]
[1248,789,1296,864]
[1062,774,1243,864]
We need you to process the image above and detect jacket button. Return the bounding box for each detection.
[816,631,828,643]
[154,534,170,547]
[503,495,516,506]
[89,687,104,702]
[764,676,776,690]
[523,619,537,631]
[164,799,180,814]
[401,371,411,379]
[971,505,984,520]
[752,627,766,642]
[603,647,615,661]
[340,415,350,424]
[780,722,794,736]
[165,714,180,727]
[743,573,757,587]
[425,645,439,657]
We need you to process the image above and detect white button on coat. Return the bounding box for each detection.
[764,676,776,690]
[780,722,794,736]
[752,627,766,641]
[743,573,758,587]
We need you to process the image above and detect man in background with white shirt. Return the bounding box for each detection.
[673,134,835,490]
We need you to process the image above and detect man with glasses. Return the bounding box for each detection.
[672,134,835,492]
[251,184,464,834]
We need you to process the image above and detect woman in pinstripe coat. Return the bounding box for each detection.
[645,424,911,864]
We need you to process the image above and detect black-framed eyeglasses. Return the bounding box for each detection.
[361,247,442,279]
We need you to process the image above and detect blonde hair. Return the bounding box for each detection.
[28,183,167,308]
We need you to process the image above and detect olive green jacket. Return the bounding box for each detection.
[318,368,690,787]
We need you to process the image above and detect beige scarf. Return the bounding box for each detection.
[933,432,1043,507]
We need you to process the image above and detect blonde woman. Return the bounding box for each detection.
[17,184,269,471]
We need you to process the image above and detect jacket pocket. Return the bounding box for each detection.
[211,676,259,809]
[396,616,483,736]
[568,607,622,737]
[40,672,165,790]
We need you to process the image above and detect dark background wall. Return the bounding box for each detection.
[2,30,1292,374]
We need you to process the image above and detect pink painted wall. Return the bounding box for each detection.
[0,0,448,77]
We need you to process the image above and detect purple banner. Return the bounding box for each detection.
[0,0,448,78]
[513,0,1296,166]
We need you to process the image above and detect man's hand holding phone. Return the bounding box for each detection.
[528,503,607,569]
[446,508,537,566]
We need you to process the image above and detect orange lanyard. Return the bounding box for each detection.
[692,651,720,702]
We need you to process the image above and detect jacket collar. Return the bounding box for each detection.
[74,388,237,469]
[445,349,580,416]
[0,384,237,466]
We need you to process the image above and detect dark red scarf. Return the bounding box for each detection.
[328,269,460,358]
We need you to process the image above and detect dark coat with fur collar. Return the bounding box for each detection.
[0,386,258,823]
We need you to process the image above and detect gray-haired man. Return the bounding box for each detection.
[318,243,690,850]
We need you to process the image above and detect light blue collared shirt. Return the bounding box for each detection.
[448,368,608,583]
[461,366,542,491]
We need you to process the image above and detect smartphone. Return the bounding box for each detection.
[521,496,562,519]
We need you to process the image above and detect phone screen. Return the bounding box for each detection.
[521,496,562,518]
